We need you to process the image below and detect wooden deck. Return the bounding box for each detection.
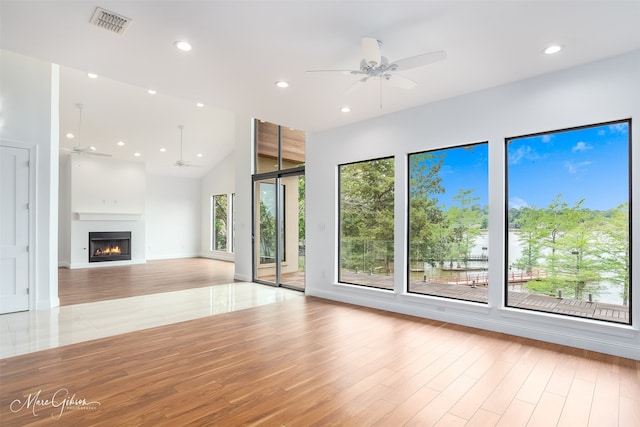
[339,271,629,324]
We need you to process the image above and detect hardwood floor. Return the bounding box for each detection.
[1,297,638,426]
[58,258,235,305]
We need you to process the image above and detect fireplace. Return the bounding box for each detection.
[89,231,132,262]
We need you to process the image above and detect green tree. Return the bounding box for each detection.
[259,201,275,262]
[512,206,544,273]
[214,194,228,250]
[445,189,483,269]
[538,194,567,277]
[298,175,305,241]
[340,158,395,273]
[408,152,447,269]
[595,203,630,305]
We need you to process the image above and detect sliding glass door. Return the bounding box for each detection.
[253,172,305,290]
[253,119,305,290]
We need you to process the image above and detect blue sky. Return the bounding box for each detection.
[410,121,629,211]
[413,143,489,209]
[508,122,629,211]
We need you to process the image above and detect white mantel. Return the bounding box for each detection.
[75,212,144,221]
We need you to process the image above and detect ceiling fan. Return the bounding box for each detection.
[174,125,200,167]
[307,37,446,108]
[62,103,112,157]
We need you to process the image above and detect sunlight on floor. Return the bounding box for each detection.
[0,282,301,359]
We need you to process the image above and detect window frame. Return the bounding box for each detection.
[504,119,632,325]
[337,156,395,290]
[406,141,489,304]
[211,193,234,253]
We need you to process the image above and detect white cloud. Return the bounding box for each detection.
[509,197,529,209]
[608,123,628,134]
[541,135,553,143]
[572,141,593,152]
[564,160,592,174]
[508,145,539,165]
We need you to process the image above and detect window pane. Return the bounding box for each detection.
[408,143,489,303]
[281,127,305,169]
[255,120,306,173]
[213,194,228,251]
[258,182,277,264]
[506,120,630,324]
[231,193,235,253]
[256,121,279,173]
[339,157,394,290]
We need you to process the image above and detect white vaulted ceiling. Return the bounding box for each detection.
[2,1,640,177]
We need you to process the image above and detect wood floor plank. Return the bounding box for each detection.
[557,377,596,427]
[58,258,235,305]
[527,391,566,427]
[2,273,639,426]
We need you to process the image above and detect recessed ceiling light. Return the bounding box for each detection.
[160,148,166,152]
[66,133,75,139]
[148,89,157,95]
[87,73,98,79]
[341,106,351,113]
[134,152,141,157]
[543,44,563,55]
[196,102,204,108]
[174,41,192,51]
[275,81,289,88]
[89,146,96,151]
[117,141,125,146]
[197,153,203,158]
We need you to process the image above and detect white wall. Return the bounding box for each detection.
[58,154,71,266]
[146,174,201,260]
[200,151,235,261]
[306,50,640,360]
[233,115,253,282]
[0,50,59,309]
[67,155,146,268]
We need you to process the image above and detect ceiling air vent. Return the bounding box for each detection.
[89,7,132,35]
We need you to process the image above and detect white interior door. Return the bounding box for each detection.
[0,144,30,313]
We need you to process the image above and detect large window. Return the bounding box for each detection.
[339,157,394,289]
[211,193,234,253]
[408,143,489,303]
[506,120,631,324]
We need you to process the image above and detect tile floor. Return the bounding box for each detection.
[0,282,302,359]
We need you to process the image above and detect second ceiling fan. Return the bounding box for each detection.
[173,125,200,168]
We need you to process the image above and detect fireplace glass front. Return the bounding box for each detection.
[89,231,132,262]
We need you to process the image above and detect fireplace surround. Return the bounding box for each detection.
[89,231,132,262]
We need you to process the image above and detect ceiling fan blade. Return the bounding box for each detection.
[65,146,112,157]
[362,37,381,65]
[345,76,370,94]
[388,74,418,90]
[393,50,447,71]
[306,69,360,74]
[87,151,112,157]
